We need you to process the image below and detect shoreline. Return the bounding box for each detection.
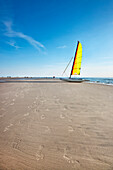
[0,78,113,87]
[0,77,113,86]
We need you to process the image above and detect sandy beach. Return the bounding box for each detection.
[0,79,113,170]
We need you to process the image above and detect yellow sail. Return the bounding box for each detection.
[71,41,82,76]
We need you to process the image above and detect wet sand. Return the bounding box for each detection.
[0,79,113,170]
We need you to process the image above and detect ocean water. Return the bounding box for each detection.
[82,77,113,86]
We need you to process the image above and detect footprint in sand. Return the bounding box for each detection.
[36,145,45,161]
[4,123,13,132]
[63,148,79,165]
[13,137,22,150]
[36,152,44,161]
[24,112,30,117]
[44,126,51,133]
[63,154,80,165]
[63,105,68,110]
[68,126,74,132]
[41,114,45,120]
[60,114,65,119]
[63,148,73,164]
[28,106,32,109]
[63,154,72,163]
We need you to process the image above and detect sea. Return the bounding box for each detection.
[0,77,113,86]
[79,77,113,86]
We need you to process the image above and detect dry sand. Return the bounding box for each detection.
[0,79,113,170]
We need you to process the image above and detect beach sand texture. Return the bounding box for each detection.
[0,79,113,170]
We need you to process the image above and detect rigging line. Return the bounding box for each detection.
[62,57,73,76]
[64,72,68,77]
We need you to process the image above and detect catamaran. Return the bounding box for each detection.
[61,41,83,82]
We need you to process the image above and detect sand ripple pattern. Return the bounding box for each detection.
[4,123,13,132]
[0,80,113,170]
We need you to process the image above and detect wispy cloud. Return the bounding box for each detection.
[7,40,20,49]
[57,45,67,49]
[3,21,45,51]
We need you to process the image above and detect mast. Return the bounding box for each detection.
[69,41,79,78]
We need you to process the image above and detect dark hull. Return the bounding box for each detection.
[60,78,84,83]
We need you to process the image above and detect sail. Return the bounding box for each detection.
[70,41,82,76]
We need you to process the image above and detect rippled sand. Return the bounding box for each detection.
[0,79,113,170]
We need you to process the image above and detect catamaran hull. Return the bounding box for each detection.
[60,78,84,83]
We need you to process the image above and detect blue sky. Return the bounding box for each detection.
[0,0,113,77]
